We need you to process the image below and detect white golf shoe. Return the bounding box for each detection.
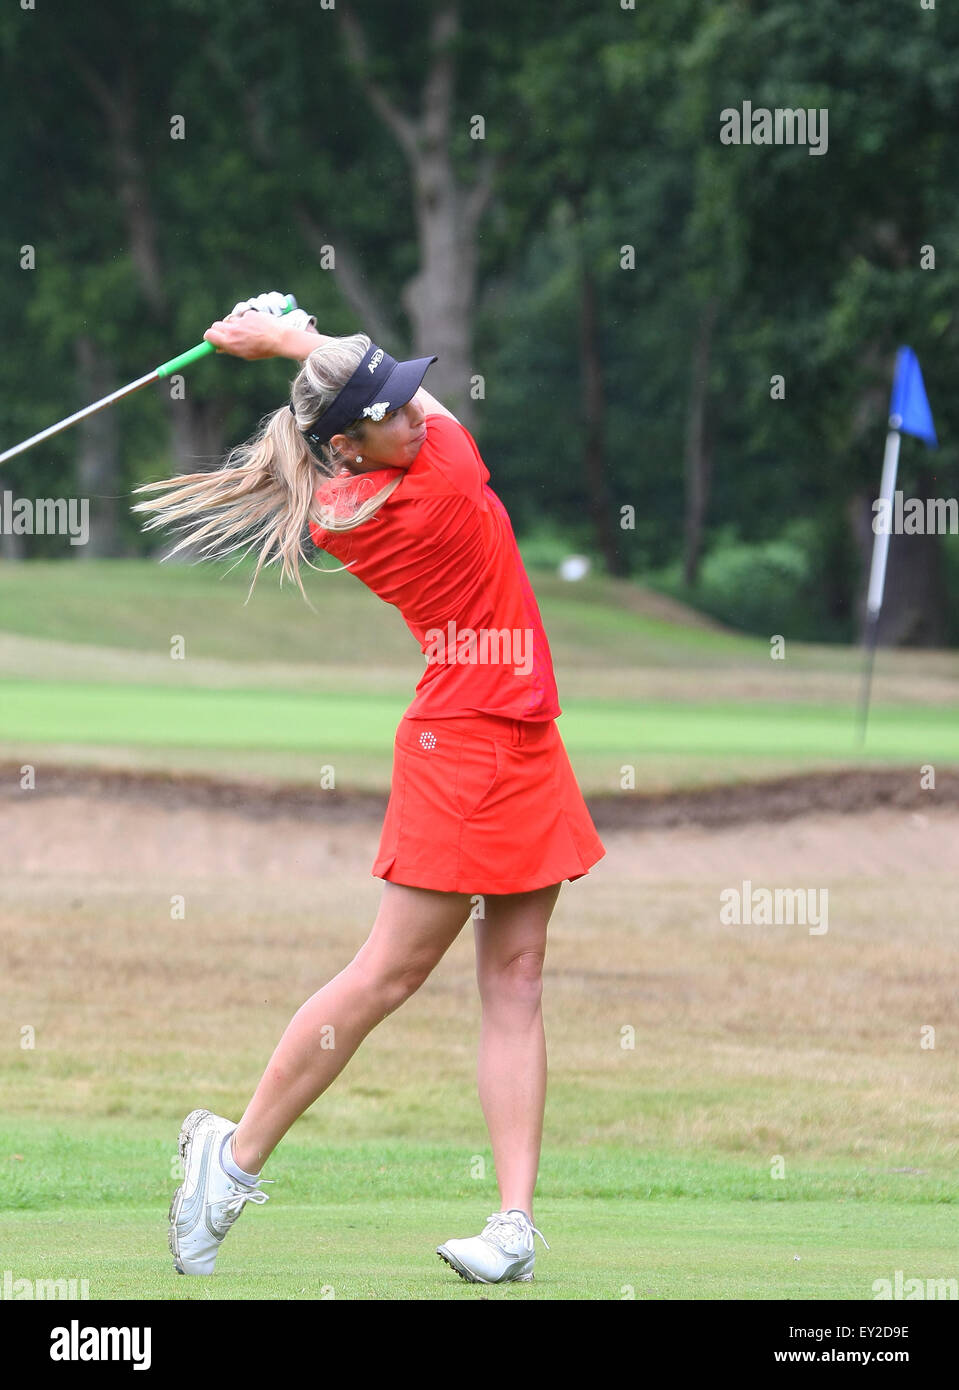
[169,1109,271,1275]
[437,1208,550,1284]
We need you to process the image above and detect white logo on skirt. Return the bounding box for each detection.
[418,731,437,750]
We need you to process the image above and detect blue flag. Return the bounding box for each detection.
[889,346,937,447]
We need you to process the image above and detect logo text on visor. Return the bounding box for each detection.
[296,342,438,457]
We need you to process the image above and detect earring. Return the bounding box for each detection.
[355,455,363,464]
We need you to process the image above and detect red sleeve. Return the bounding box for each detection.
[421,414,490,507]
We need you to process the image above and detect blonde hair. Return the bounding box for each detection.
[131,332,402,601]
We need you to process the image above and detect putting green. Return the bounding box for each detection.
[0,679,956,762]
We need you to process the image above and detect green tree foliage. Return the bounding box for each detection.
[1,0,958,642]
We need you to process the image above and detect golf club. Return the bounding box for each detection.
[0,294,299,467]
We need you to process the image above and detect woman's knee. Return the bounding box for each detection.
[350,950,436,1015]
[478,948,545,1009]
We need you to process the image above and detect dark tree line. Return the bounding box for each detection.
[2,0,958,644]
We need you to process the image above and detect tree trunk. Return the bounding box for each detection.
[0,529,25,560]
[402,182,479,431]
[71,54,225,477]
[75,335,121,558]
[217,4,493,433]
[165,393,229,475]
[683,297,718,587]
[340,2,495,431]
[400,182,478,428]
[578,253,623,577]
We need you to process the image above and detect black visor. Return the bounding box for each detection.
[295,343,437,456]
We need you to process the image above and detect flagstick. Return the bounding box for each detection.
[857,426,901,746]
[857,610,881,746]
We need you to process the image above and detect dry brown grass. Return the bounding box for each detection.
[1,789,957,1164]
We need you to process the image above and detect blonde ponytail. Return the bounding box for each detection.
[132,332,403,601]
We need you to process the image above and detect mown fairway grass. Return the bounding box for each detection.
[1,559,957,792]
[1,682,957,761]
[2,1124,954,1301]
[1,559,957,1301]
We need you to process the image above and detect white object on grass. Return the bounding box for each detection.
[559,554,591,582]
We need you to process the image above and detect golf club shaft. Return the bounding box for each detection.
[0,370,160,466]
[0,295,297,468]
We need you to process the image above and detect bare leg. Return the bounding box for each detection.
[473,883,561,1222]
[230,882,472,1173]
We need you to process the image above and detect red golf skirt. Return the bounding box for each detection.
[372,711,606,894]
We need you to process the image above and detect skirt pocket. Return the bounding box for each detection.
[397,719,503,822]
[451,734,502,819]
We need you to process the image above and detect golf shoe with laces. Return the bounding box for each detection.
[437,1208,549,1283]
[169,1109,271,1275]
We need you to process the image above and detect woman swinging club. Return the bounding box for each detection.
[133,291,606,1285]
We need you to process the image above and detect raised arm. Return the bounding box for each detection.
[203,314,461,423]
[411,386,460,424]
[203,317,331,361]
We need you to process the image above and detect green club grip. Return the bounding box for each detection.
[155,295,298,378]
[156,341,215,378]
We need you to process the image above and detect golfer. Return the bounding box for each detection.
[133,291,606,1285]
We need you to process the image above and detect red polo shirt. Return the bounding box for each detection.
[307,414,560,721]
